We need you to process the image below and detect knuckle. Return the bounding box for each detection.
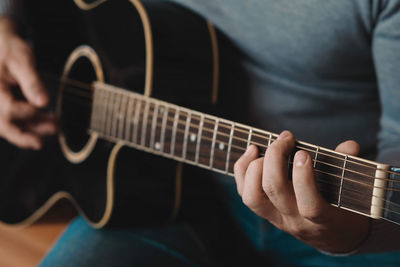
[242,193,258,208]
[1,99,13,119]
[262,181,279,198]
[246,160,259,175]
[299,206,323,222]
[233,160,244,174]
[290,224,309,239]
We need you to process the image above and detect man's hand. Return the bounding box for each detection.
[0,17,56,149]
[234,130,370,253]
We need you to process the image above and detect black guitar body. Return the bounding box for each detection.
[0,0,217,227]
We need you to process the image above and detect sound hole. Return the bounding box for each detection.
[60,57,97,152]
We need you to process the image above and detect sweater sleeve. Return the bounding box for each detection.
[0,0,13,16]
[321,0,400,256]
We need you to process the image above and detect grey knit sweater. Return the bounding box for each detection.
[2,0,400,256]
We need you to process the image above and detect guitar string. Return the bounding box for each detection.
[63,94,400,216]
[95,124,400,212]
[61,81,381,173]
[61,81,397,177]
[318,186,400,220]
[92,90,399,186]
[61,100,400,219]
[44,76,400,218]
[62,80,400,179]
[61,85,399,186]
[88,99,400,195]
[62,91,400,214]
[45,73,392,177]
[60,81,400,179]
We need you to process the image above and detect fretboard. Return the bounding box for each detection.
[88,81,391,223]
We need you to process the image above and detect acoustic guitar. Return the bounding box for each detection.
[1,0,400,229]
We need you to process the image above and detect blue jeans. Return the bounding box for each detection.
[40,169,400,266]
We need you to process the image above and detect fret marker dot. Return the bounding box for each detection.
[218,142,225,151]
[155,142,161,150]
[190,133,196,142]
[159,107,164,114]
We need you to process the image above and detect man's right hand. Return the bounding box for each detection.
[0,17,57,150]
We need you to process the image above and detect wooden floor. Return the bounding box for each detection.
[0,204,75,267]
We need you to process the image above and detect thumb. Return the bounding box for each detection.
[335,140,360,156]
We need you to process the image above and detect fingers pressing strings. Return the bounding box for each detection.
[262,131,299,217]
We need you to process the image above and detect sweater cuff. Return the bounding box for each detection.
[0,0,12,16]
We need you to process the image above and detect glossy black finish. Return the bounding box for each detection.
[0,0,215,227]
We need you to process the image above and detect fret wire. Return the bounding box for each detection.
[92,134,400,211]
[99,88,107,134]
[337,155,348,207]
[316,179,375,205]
[313,146,319,168]
[140,100,150,146]
[98,89,106,132]
[124,96,134,141]
[95,132,395,219]
[89,88,100,131]
[182,111,191,159]
[92,83,393,182]
[112,93,121,138]
[95,93,383,181]
[129,103,386,184]
[85,85,400,185]
[84,87,398,180]
[118,94,128,139]
[150,102,159,150]
[133,99,142,143]
[225,122,235,173]
[297,146,358,176]
[95,127,400,212]
[160,104,169,153]
[268,132,272,146]
[100,89,109,135]
[103,98,385,185]
[171,108,180,156]
[106,90,115,137]
[209,118,219,168]
[95,107,398,197]
[247,128,253,148]
[104,125,379,215]
[195,114,205,164]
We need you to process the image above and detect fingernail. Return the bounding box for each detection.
[295,151,308,167]
[277,131,290,140]
[245,145,254,156]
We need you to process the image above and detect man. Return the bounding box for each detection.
[1,0,400,266]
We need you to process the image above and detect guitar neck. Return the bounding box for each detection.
[88,81,399,225]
